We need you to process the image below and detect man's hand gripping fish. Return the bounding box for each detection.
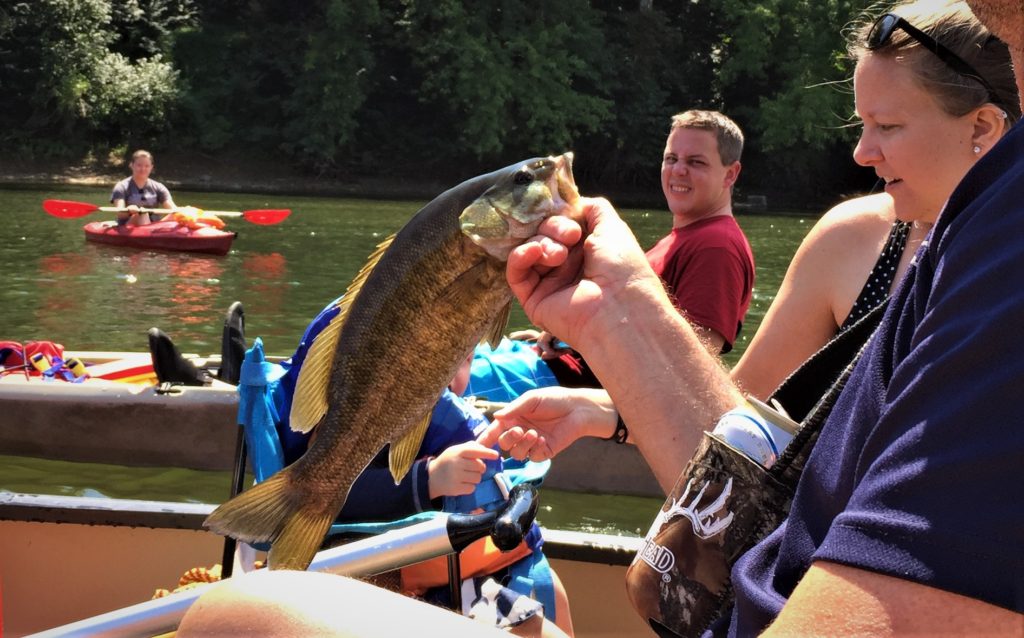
[204,154,581,570]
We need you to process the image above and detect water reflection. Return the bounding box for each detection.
[0,453,658,535]
[240,251,289,320]
[166,255,226,325]
[32,244,290,351]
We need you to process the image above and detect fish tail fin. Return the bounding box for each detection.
[268,510,336,571]
[205,470,335,570]
[205,471,296,543]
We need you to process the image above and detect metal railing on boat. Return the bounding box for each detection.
[27,517,454,637]
[25,485,541,638]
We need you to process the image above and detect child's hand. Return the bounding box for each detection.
[427,441,500,500]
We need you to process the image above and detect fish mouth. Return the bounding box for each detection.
[553,152,580,213]
[507,152,580,235]
[460,152,581,260]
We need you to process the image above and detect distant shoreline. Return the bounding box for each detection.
[0,153,810,214]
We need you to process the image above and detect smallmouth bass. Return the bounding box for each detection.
[204,153,580,570]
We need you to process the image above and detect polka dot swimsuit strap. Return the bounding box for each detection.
[838,221,911,333]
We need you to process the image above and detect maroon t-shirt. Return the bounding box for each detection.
[645,215,754,353]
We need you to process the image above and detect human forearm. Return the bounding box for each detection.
[505,199,744,490]
[763,562,1024,637]
[572,276,743,492]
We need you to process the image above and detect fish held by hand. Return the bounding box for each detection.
[204,153,580,570]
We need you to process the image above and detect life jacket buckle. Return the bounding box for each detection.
[493,471,512,501]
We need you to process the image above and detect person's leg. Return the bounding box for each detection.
[550,568,575,637]
[177,570,508,637]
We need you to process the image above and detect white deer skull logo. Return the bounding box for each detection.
[655,477,735,540]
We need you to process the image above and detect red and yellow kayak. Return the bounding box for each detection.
[83,220,237,256]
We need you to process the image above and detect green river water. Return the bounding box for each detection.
[0,184,813,535]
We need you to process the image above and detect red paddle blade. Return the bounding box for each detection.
[242,209,291,225]
[43,199,99,218]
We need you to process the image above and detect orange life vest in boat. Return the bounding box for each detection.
[400,536,533,595]
[169,207,226,230]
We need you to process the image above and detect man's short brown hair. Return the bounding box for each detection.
[670,110,744,165]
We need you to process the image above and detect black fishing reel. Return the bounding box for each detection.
[446,483,539,553]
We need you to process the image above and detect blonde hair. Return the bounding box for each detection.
[849,0,1020,124]
[670,110,745,165]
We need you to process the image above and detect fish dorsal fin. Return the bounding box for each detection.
[389,410,432,484]
[290,235,396,433]
[484,300,512,349]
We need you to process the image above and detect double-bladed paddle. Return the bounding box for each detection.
[42,199,291,225]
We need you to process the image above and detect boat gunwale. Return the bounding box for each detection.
[0,491,642,565]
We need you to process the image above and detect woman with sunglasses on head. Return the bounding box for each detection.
[481,0,1024,633]
[731,0,1020,401]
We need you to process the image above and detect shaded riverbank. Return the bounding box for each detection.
[0,150,795,212]
[0,150,456,202]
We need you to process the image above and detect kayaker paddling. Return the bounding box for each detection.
[111,149,176,226]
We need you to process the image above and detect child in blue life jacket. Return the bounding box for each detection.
[267,297,575,636]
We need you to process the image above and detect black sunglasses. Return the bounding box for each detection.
[867,13,999,104]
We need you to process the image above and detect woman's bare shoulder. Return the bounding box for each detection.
[804,193,894,248]
[818,193,894,229]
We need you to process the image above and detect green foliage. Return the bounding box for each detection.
[396,0,612,160]
[282,0,382,170]
[715,0,876,200]
[1,0,886,206]
[108,0,197,59]
[87,52,181,138]
[574,1,723,189]
[0,0,111,144]
[718,0,865,149]
[0,0,188,154]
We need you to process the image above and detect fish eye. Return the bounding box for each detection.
[513,170,533,186]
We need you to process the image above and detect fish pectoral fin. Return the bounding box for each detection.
[438,261,490,308]
[389,411,432,484]
[483,301,511,349]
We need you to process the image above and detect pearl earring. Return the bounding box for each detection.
[973,145,981,154]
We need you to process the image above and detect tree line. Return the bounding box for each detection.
[0,0,881,208]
